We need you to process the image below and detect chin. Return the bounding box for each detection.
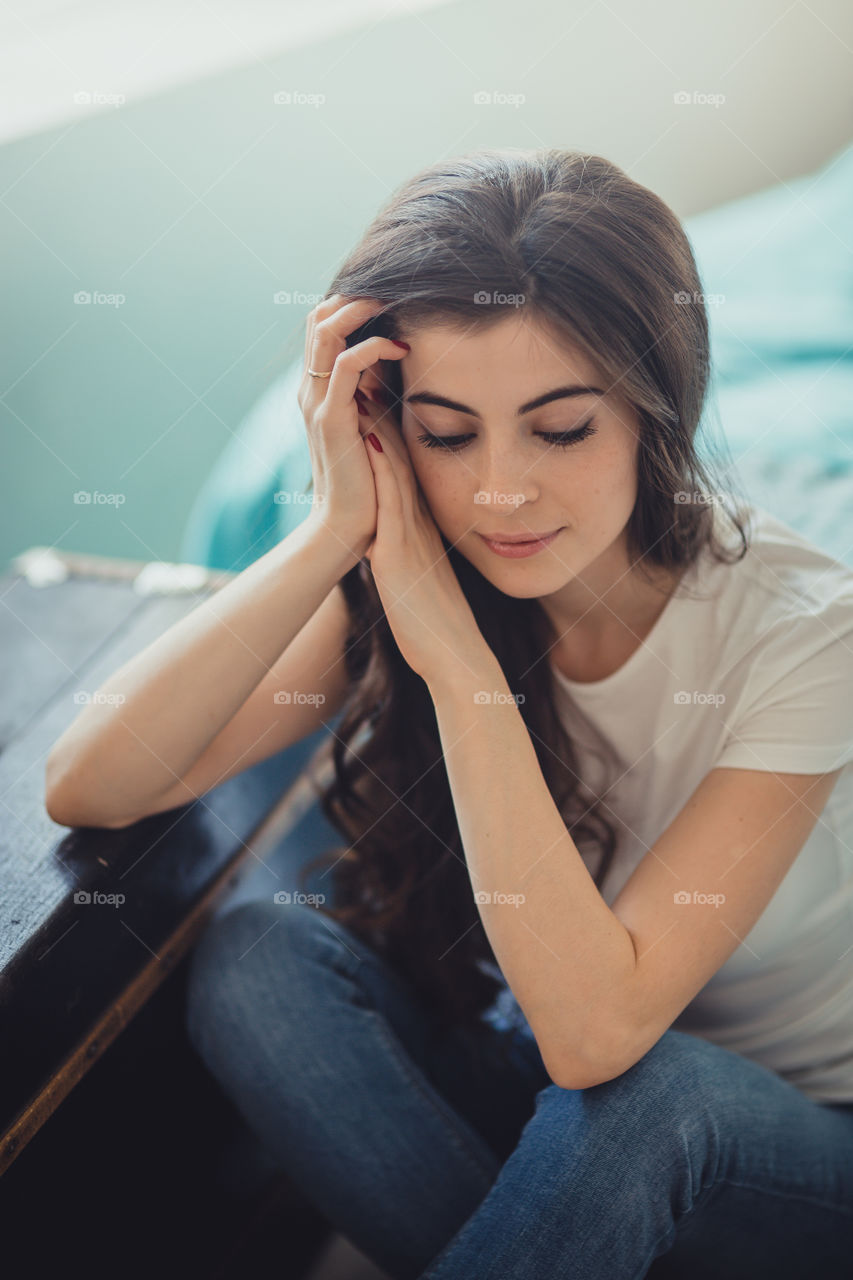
[478,559,572,597]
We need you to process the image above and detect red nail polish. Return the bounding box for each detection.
[354,389,369,416]
[367,432,383,452]
[390,339,410,350]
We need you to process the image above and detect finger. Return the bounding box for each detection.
[316,338,408,429]
[368,424,423,526]
[306,298,388,387]
[364,429,406,531]
[304,293,335,368]
[303,292,358,369]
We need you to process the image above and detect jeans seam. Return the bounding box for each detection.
[298,915,504,1183]
[698,1173,853,1220]
[643,1169,853,1274]
[366,1006,501,1187]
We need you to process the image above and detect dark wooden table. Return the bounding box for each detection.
[0,547,338,1276]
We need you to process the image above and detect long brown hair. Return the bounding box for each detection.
[297,147,750,1075]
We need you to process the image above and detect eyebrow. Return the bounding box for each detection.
[402,384,605,418]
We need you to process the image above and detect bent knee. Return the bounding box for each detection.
[538,1030,774,1143]
[185,899,330,1052]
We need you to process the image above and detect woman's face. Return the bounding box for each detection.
[389,313,643,604]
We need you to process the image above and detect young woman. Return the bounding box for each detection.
[48,148,853,1278]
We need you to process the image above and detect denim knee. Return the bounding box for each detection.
[532,1029,816,1199]
[185,898,340,1063]
[526,1031,758,1204]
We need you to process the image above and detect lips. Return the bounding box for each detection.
[479,529,563,559]
[478,529,561,544]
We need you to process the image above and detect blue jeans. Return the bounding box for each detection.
[185,898,853,1279]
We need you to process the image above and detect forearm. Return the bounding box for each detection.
[428,650,637,1086]
[46,516,358,812]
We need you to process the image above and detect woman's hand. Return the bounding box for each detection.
[297,294,408,565]
[360,406,490,687]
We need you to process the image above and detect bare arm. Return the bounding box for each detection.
[44,516,359,828]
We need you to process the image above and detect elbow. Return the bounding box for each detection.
[44,758,77,827]
[544,1023,641,1092]
[549,1056,633,1092]
[44,763,132,830]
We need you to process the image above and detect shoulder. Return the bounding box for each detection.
[699,502,853,648]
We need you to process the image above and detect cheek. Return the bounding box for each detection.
[567,439,635,499]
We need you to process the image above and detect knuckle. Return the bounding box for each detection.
[314,314,341,337]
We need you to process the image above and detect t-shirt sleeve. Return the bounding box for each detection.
[714,604,853,775]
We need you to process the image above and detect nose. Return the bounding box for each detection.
[475,445,538,510]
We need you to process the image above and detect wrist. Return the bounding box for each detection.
[299,514,367,577]
[425,646,503,702]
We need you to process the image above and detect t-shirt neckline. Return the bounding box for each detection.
[548,562,694,694]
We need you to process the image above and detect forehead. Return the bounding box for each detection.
[399,313,602,396]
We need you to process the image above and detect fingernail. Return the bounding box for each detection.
[367,432,383,452]
[390,339,410,350]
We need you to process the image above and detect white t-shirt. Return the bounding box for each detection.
[547,500,853,1103]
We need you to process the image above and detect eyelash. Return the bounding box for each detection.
[414,418,597,453]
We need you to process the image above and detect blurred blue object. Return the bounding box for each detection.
[180,356,314,574]
[688,137,853,565]
[180,138,853,574]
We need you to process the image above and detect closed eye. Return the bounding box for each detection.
[414,419,597,453]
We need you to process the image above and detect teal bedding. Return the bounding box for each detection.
[180,139,853,572]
